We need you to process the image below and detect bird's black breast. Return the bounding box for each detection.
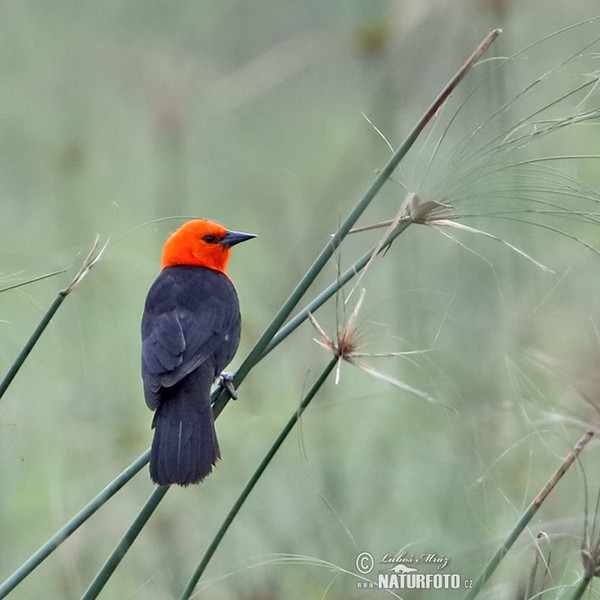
[141,265,241,409]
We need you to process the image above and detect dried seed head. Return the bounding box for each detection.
[348,193,454,234]
[308,291,439,403]
[582,546,600,578]
[335,321,360,360]
[308,289,365,362]
[402,193,454,224]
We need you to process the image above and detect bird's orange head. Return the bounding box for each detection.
[160,219,256,274]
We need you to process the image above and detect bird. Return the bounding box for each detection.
[141,219,255,486]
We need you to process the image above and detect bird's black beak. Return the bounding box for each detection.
[221,230,257,248]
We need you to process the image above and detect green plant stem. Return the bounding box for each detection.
[179,357,338,600]
[0,293,67,401]
[0,237,103,403]
[0,219,408,595]
[555,575,592,600]
[263,220,412,357]
[212,29,500,418]
[80,31,501,596]
[0,269,66,294]
[0,31,500,597]
[464,429,594,600]
[0,450,149,600]
[80,485,169,600]
[571,576,592,600]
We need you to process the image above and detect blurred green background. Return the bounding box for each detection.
[2,1,600,598]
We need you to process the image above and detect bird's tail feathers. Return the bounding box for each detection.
[150,377,220,486]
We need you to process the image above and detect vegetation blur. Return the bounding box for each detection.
[3,1,600,598]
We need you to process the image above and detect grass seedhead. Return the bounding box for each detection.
[308,289,438,403]
[63,235,108,295]
[581,544,600,579]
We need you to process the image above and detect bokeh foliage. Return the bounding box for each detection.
[3,1,600,598]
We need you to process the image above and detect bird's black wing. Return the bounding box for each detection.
[141,266,241,410]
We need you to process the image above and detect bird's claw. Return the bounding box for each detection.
[219,371,238,400]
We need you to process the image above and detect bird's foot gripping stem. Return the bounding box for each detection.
[219,371,238,400]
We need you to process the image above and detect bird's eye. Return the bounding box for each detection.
[203,234,219,243]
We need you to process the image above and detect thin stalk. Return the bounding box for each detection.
[464,429,595,600]
[263,220,412,357]
[0,238,103,402]
[0,450,149,599]
[557,575,592,600]
[523,532,550,600]
[80,485,169,600]
[179,357,338,600]
[0,269,66,294]
[0,211,406,595]
[0,31,500,597]
[523,543,539,600]
[212,29,500,416]
[0,222,409,593]
[0,293,67,401]
[82,356,330,599]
